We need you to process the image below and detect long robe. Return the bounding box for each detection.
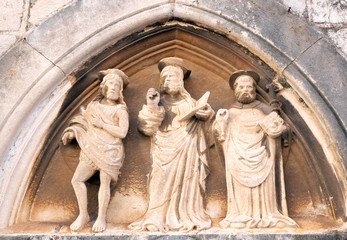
[216,101,297,228]
[131,96,212,232]
[68,101,128,181]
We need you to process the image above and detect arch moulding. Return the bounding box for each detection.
[0,0,346,231]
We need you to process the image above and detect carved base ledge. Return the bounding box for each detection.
[1,216,346,239]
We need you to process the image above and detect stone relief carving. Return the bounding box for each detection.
[62,69,130,232]
[129,57,214,232]
[57,64,298,234]
[213,71,297,228]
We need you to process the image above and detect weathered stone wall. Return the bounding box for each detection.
[1,0,346,58]
[279,0,347,56]
[0,0,346,236]
[0,0,75,57]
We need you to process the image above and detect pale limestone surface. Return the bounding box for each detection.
[292,37,347,130]
[26,0,170,63]
[62,70,129,233]
[0,66,66,228]
[28,0,76,28]
[0,41,53,126]
[27,1,172,75]
[0,0,24,31]
[278,0,307,16]
[0,0,345,233]
[214,74,296,228]
[310,0,347,23]
[328,28,347,56]
[131,58,214,232]
[0,35,16,57]
[0,0,345,56]
[174,0,321,66]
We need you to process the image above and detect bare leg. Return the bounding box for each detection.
[92,171,114,233]
[70,161,96,231]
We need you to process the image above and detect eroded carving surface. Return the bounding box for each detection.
[62,69,129,232]
[130,57,214,232]
[213,71,297,228]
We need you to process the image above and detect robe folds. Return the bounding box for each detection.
[68,101,127,182]
[216,101,297,228]
[131,96,212,232]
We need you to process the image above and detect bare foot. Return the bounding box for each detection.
[70,214,90,232]
[146,224,159,232]
[229,222,246,229]
[219,219,230,228]
[92,217,106,233]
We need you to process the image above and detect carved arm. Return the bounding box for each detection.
[213,109,229,141]
[259,112,286,138]
[195,103,215,121]
[102,109,129,139]
[138,105,165,136]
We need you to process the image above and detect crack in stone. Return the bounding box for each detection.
[19,0,31,37]
[25,40,67,77]
[281,36,323,75]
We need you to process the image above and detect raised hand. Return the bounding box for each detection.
[146,88,160,110]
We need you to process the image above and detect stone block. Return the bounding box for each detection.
[327,28,347,57]
[1,233,347,239]
[310,0,347,23]
[277,0,307,16]
[0,0,345,236]
[294,37,347,131]
[0,35,17,58]
[0,41,53,128]
[282,46,347,170]
[27,0,171,68]
[28,0,75,28]
[0,66,66,228]
[175,0,322,65]
[53,4,173,74]
[0,0,24,31]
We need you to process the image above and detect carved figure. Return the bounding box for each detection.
[213,71,297,228]
[130,57,214,232]
[62,69,129,232]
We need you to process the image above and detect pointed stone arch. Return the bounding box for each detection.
[0,0,345,230]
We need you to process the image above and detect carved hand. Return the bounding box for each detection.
[195,104,213,120]
[216,109,229,141]
[62,131,75,145]
[272,79,284,91]
[146,88,160,110]
[259,112,286,138]
[91,114,105,129]
[216,109,228,123]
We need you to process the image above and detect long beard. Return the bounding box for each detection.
[164,85,181,95]
[236,91,256,104]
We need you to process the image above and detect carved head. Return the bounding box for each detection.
[160,65,184,95]
[234,75,257,104]
[229,70,259,104]
[102,74,122,101]
[94,69,129,105]
[158,57,191,98]
[158,57,191,80]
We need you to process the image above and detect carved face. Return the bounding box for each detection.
[234,76,256,104]
[161,66,184,96]
[103,74,122,101]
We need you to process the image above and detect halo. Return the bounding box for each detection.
[229,70,260,90]
[158,57,191,80]
[98,69,129,89]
